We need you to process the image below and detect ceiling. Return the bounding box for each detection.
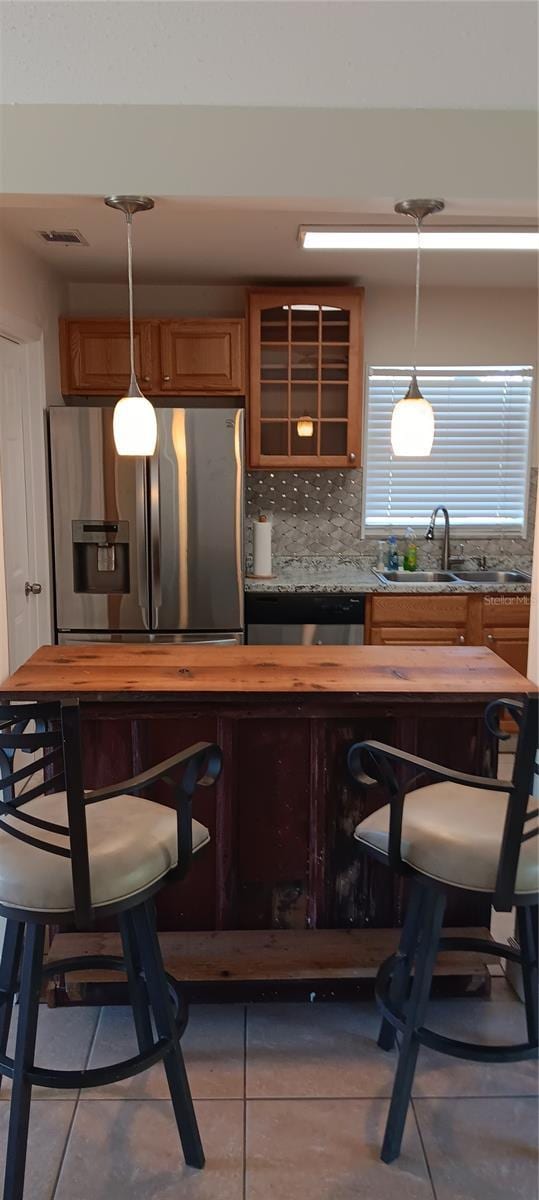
[0,197,537,289]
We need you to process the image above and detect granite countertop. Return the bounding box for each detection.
[245,558,532,595]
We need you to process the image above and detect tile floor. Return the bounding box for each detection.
[0,978,537,1199]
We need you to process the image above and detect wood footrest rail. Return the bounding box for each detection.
[46,928,498,987]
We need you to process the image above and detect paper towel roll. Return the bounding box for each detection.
[253,515,273,577]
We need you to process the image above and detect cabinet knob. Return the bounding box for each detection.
[458,634,465,643]
[487,633,494,642]
[142,375,151,383]
[348,452,356,463]
[25,582,42,597]
[163,375,171,382]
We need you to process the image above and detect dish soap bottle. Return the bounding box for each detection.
[403,527,417,572]
[387,535,399,571]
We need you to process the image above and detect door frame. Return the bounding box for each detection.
[0,306,53,671]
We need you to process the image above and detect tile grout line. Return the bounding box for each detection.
[411,1098,439,1200]
[49,1005,103,1200]
[242,1005,247,1200]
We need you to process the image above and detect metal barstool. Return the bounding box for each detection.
[0,700,221,1200]
[348,694,538,1164]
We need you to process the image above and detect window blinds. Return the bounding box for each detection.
[364,366,534,533]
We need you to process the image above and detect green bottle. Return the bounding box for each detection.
[403,526,417,572]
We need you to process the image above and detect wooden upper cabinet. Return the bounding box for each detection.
[158,320,244,394]
[60,319,155,395]
[247,287,364,469]
[59,317,245,396]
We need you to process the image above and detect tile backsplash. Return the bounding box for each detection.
[246,467,537,571]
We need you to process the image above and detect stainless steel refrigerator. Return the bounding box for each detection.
[49,406,244,643]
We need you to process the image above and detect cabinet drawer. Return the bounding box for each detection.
[481,595,531,627]
[370,626,466,646]
[369,594,468,627]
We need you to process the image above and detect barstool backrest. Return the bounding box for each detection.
[494,694,539,910]
[0,700,91,925]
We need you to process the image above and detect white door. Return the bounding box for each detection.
[0,336,50,674]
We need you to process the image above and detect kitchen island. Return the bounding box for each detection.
[1,643,535,991]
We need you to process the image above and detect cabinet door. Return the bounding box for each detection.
[483,626,529,675]
[60,319,155,394]
[158,320,244,394]
[248,288,363,468]
[370,626,467,646]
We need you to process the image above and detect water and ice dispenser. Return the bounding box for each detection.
[72,521,130,595]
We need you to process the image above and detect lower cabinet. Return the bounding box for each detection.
[366,593,530,668]
[366,595,468,646]
[480,597,531,677]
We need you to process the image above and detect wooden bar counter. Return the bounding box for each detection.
[1,644,536,990]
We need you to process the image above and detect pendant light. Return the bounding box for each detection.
[104,196,157,456]
[297,416,314,438]
[391,199,444,456]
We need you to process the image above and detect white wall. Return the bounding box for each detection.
[66,282,246,319]
[363,286,538,371]
[0,231,67,679]
[0,225,67,402]
[528,493,539,684]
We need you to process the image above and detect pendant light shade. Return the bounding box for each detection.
[391,199,444,457]
[390,372,435,457]
[113,381,158,457]
[104,195,157,456]
[297,416,314,438]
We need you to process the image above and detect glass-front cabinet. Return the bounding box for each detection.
[247,288,363,468]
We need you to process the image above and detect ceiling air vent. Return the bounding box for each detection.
[35,229,89,246]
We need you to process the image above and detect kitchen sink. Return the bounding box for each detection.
[452,569,531,584]
[374,570,459,584]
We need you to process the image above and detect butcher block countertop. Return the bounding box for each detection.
[0,643,535,702]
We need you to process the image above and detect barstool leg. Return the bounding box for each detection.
[3,923,45,1200]
[119,910,153,1053]
[0,921,24,1092]
[131,901,205,1170]
[381,890,446,1164]
[516,905,538,1047]
[378,882,425,1051]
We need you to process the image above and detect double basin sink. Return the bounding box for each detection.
[374,569,531,586]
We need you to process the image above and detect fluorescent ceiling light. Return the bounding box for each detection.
[299,228,539,251]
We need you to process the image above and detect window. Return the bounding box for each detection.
[364,366,534,535]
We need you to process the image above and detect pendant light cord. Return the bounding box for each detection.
[126,212,135,380]
[412,215,422,372]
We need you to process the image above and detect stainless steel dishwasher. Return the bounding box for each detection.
[245,593,365,645]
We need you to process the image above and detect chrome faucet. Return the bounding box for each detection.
[425,506,451,570]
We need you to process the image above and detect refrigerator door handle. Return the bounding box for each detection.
[175,637,240,646]
[149,453,162,624]
[136,459,150,627]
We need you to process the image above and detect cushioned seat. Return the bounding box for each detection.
[0,792,210,913]
[354,781,538,895]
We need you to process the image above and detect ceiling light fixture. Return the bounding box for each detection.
[104,195,157,456]
[299,228,539,251]
[390,199,444,457]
